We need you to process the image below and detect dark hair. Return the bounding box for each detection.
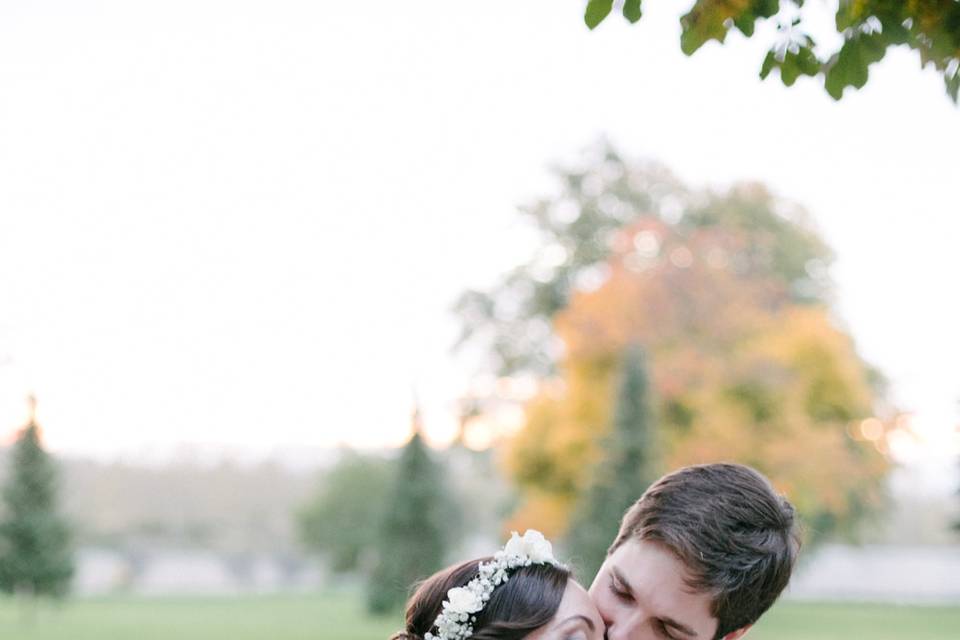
[611,463,801,639]
[391,557,572,640]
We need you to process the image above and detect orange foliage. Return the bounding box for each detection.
[505,218,887,540]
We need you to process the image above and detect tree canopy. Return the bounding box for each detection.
[584,0,960,102]
[457,142,889,543]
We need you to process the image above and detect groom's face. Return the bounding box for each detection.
[588,539,745,640]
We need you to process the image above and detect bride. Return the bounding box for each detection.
[391,530,604,640]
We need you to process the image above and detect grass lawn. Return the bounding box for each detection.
[0,592,400,640]
[751,601,960,640]
[0,593,957,639]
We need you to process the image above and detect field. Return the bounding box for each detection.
[0,593,958,640]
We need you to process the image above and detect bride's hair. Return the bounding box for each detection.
[391,556,572,640]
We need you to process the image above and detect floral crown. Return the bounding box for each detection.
[423,529,564,640]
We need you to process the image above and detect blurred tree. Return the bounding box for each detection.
[583,0,960,102]
[461,142,888,543]
[454,143,832,380]
[0,400,74,603]
[297,451,394,573]
[565,346,659,579]
[367,424,457,614]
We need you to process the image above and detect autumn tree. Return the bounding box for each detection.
[367,428,457,614]
[566,346,659,579]
[0,406,74,602]
[583,0,960,102]
[457,142,888,543]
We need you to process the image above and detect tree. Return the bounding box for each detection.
[566,346,659,579]
[454,143,832,381]
[297,451,394,573]
[0,405,74,601]
[367,427,457,614]
[459,142,889,543]
[583,0,960,102]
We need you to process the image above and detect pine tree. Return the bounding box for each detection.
[565,345,658,580]
[367,422,456,613]
[0,402,74,601]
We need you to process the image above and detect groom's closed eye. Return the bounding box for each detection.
[608,568,697,640]
[608,568,635,603]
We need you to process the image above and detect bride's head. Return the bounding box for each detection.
[393,552,603,640]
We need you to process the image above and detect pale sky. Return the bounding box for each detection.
[0,1,957,485]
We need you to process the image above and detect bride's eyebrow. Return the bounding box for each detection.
[559,615,595,631]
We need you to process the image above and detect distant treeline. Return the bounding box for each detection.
[0,449,331,553]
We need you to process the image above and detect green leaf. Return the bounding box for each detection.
[781,55,801,86]
[679,1,733,56]
[879,18,911,45]
[947,71,960,104]
[824,58,846,100]
[824,37,869,99]
[734,13,756,37]
[760,50,777,79]
[835,2,858,31]
[585,0,614,29]
[860,33,887,65]
[680,27,703,55]
[623,0,643,23]
[753,0,780,18]
[797,46,821,76]
[845,40,868,88]
[754,0,779,19]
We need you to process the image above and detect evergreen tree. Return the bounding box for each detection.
[565,345,658,580]
[0,405,74,599]
[367,425,455,614]
[297,451,394,573]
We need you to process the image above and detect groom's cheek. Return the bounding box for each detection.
[587,572,614,625]
[587,569,604,604]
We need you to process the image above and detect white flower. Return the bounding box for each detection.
[444,587,483,614]
[503,529,555,564]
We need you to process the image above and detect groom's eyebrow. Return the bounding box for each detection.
[611,567,698,638]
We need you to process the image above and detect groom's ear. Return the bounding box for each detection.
[720,624,752,640]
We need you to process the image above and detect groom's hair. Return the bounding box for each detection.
[611,463,800,639]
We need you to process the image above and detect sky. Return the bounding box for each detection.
[0,1,957,487]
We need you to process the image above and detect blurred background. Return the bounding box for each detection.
[0,1,958,639]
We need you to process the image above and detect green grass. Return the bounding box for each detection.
[0,592,401,640]
[0,594,957,639]
[751,601,960,640]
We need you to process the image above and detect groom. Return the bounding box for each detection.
[588,463,800,640]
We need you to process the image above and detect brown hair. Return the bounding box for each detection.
[610,463,800,639]
[391,557,572,640]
